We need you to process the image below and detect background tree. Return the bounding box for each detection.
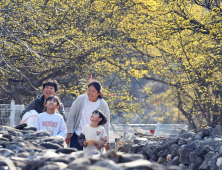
[0,0,221,132]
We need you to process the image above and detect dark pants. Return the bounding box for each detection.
[70,132,83,150]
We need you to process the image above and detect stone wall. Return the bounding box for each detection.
[115,126,222,170]
[0,124,182,170]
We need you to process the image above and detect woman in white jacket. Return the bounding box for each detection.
[65,81,110,150]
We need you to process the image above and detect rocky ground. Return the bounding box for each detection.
[115,125,222,170]
[2,124,222,170]
[0,124,181,170]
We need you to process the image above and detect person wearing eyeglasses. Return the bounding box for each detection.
[65,80,110,151]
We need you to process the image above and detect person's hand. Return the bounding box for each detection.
[65,133,71,145]
[93,141,99,146]
[83,141,88,147]
[105,143,110,151]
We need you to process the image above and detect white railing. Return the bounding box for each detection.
[0,100,24,126]
[110,122,188,139]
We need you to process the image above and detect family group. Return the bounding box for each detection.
[20,79,110,155]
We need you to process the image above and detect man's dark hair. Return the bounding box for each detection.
[42,79,60,92]
[45,96,61,110]
[92,109,107,125]
[88,80,103,99]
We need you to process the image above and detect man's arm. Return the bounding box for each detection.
[59,103,66,121]
[20,100,35,120]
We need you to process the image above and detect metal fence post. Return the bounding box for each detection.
[21,104,25,118]
[156,122,160,136]
[124,122,129,137]
[10,100,15,127]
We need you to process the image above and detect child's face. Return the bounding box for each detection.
[90,112,102,123]
[45,99,58,110]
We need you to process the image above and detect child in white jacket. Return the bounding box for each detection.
[34,96,67,138]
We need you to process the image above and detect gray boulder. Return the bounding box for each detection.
[0,148,15,157]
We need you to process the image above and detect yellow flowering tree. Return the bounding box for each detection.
[0,0,143,119]
[0,0,221,131]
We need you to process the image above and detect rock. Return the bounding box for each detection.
[17,152,29,158]
[56,148,78,154]
[67,157,91,169]
[131,144,144,153]
[92,159,122,170]
[67,164,108,170]
[10,156,27,168]
[189,156,203,170]
[179,130,196,139]
[119,159,178,170]
[41,136,66,147]
[40,142,62,149]
[134,137,148,144]
[158,157,167,164]
[178,163,189,170]
[210,125,222,137]
[24,130,50,139]
[199,151,215,169]
[146,147,159,161]
[22,161,57,170]
[178,145,194,165]
[118,152,144,163]
[189,152,196,163]
[102,150,144,163]
[162,138,179,150]
[0,137,9,142]
[161,148,170,158]
[217,157,222,168]
[42,156,72,164]
[210,154,219,170]
[22,127,37,131]
[151,144,163,153]
[171,146,180,159]
[193,146,210,157]
[2,134,13,141]
[178,138,187,146]
[38,164,62,170]
[14,124,27,130]
[165,166,183,170]
[171,156,180,166]
[7,130,23,137]
[0,156,16,170]
[202,127,213,137]
[0,148,15,157]
[194,133,205,140]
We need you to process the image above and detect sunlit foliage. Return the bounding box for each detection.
[0,0,221,131]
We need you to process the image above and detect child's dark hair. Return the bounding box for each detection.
[92,109,107,125]
[88,80,103,99]
[42,79,60,92]
[45,96,61,110]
